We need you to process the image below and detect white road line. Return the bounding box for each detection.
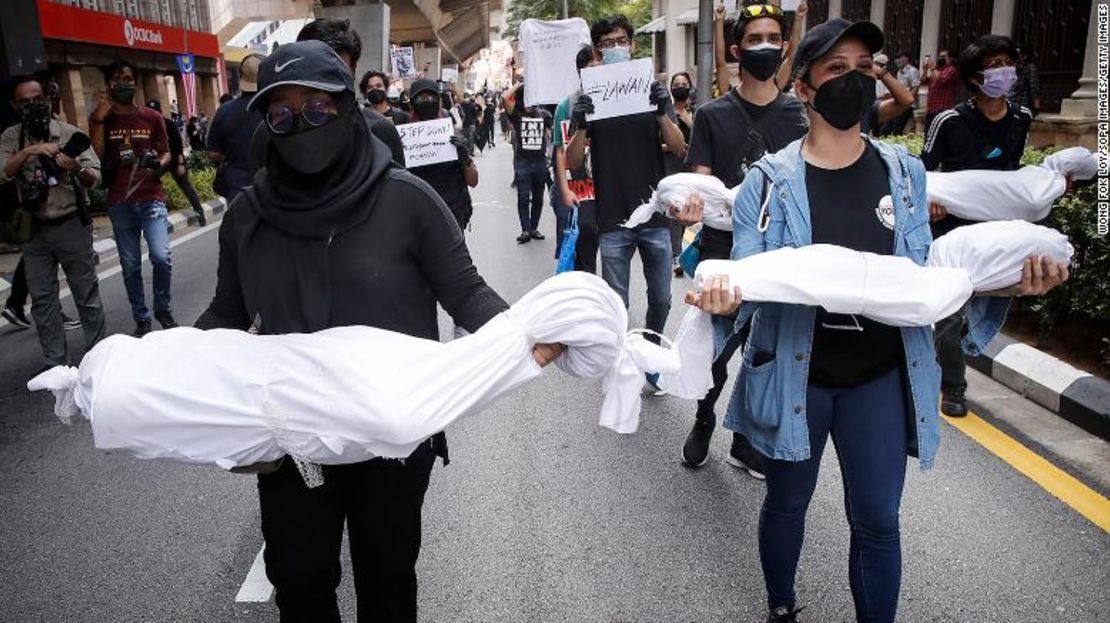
[234,545,274,603]
[0,221,220,329]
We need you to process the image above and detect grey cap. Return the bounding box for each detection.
[248,40,355,111]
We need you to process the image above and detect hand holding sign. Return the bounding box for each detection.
[398,118,458,168]
[579,58,655,122]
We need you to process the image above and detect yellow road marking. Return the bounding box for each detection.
[945,411,1110,533]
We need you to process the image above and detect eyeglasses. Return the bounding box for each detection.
[597,36,631,49]
[740,4,784,20]
[265,98,335,134]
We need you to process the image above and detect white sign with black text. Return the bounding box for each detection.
[398,118,457,168]
[580,57,655,122]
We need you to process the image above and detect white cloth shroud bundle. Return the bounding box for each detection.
[925,147,1098,222]
[27,272,681,470]
[659,219,1074,399]
[623,173,739,231]
[926,219,1074,292]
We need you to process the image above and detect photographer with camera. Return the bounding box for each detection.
[0,74,106,368]
[89,60,175,337]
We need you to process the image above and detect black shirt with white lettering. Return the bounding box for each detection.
[806,142,902,388]
[510,106,551,162]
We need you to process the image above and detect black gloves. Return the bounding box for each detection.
[449,134,472,162]
[649,81,673,118]
[570,94,594,131]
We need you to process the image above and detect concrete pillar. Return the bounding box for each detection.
[1057,0,1100,118]
[57,67,86,131]
[142,72,170,112]
[919,0,942,62]
[990,0,1014,37]
[870,0,885,29]
[829,0,843,20]
[317,1,391,79]
[174,76,190,117]
[199,74,218,118]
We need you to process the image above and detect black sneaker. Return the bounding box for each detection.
[672,257,684,278]
[2,305,31,329]
[726,433,767,480]
[681,413,714,468]
[516,232,532,244]
[194,208,207,227]
[941,388,968,417]
[133,319,152,337]
[154,310,179,329]
[529,230,545,240]
[62,314,81,331]
[767,605,805,622]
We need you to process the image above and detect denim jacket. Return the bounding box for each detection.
[722,137,1008,469]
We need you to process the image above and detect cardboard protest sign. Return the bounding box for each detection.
[580,57,655,121]
[519,117,545,152]
[781,0,802,10]
[441,66,459,83]
[398,118,457,168]
[519,18,591,106]
[391,46,416,79]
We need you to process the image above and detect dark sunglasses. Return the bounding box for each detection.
[740,4,784,19]
[265,98,336,135]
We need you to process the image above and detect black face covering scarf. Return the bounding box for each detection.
[20,101,52,139]
[806,71,876,131]
[241,111,393,332]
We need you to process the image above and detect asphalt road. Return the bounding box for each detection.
[1,140,1107,622]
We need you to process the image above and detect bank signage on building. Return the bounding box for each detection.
[36,0,219,58]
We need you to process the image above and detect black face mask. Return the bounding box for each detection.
[740,45,783,82]
[110,83,136,105]
[270,114,352,176]
[366,88,387,105]
[412,100,440,121]
[936,57,948,68]
[19,101,52,139]
[671,86,691,102]
[806,71,876,131]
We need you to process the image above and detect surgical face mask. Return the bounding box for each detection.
[740,43,783,82]
[671,86,691,102]
[806,71,876,131]
[19,100,52,139]
[978,66,1017,99]
[366,88,387,105]
[270,114,351,176]
[109,83,136,105]
[601,45,631,65]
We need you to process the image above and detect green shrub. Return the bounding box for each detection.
[161,167,217,212]
[878,135,1110,367]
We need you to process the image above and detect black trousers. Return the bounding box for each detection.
[5,256,27,309]
[170,167,205,214]
[574,200,599,273]
[258,440,437,623]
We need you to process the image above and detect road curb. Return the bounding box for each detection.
[969,334,1110,441]
[0,197,226,297]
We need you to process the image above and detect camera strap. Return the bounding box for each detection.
[119,157,146,204]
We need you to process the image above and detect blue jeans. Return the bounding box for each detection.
[108,200,172,322]
[514,158,547,233]
[759,367,907,622]
[599,226,672,383]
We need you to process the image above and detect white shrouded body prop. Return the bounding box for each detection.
[925,147,1098,222]
[28,273,680,469]
[660,221,1074,399]
[623,173,738,231]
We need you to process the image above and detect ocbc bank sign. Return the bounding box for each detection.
[123,19,164,47]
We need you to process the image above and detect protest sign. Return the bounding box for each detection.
[781,0,801,10]
[441,66,459,83]
[519,18,591,106]
[398,118,457,168]
[391,46,416,79]
[580,57,655,121]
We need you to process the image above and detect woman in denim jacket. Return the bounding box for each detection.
[689,19,1068,623]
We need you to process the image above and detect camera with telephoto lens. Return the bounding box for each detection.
[138,149,161,170]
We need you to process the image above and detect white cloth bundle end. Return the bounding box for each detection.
[658,306,716,399]
[622,173,737,231]
[1040,146,1099,181]
[927,220,1074,292]
[27,366,82,424]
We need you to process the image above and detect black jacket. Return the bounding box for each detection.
[197,130,506,339]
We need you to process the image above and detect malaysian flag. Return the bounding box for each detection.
[176,54,197,118]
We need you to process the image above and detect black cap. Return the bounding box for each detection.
[792,18,885,81]
[248,40,355,111]
[410,78,438,97]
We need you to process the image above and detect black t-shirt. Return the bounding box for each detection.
[587,110,669,233]
[806,143,901,388]
[510,106,551,162]
[686,90,808,188]
[409,140,473,229]
[384,106,411,126]
[664,108,693,175]
[922,100,1032,237]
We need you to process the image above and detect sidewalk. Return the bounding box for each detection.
[0,198,226,298]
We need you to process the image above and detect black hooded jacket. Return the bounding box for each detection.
[196,116,506,339]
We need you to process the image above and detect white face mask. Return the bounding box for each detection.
[601,45,632,65]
